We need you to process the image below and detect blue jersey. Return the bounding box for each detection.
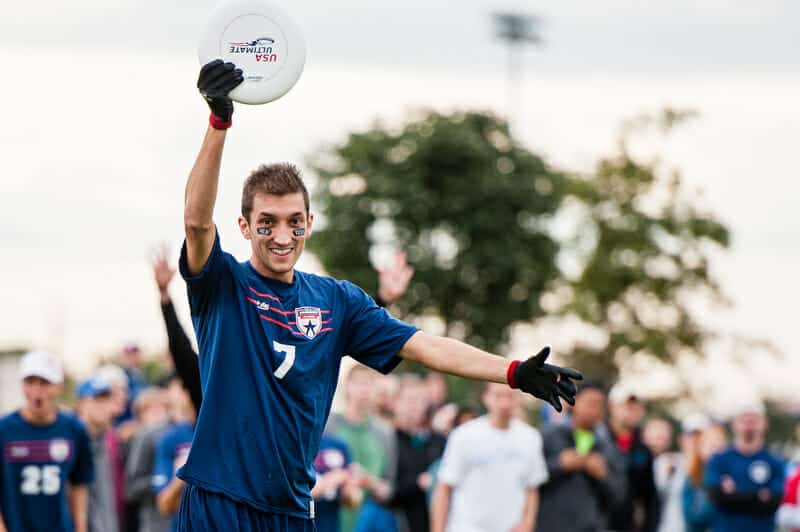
[0,411,94,532]
[152,422,193,531]
[705,446,785,532]
[177,232,417,519]
[313,435,352,532]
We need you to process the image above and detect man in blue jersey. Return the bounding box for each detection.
[0,351,94,532]
[175,60,583,531]
[310,434,361,532]
[706,402,784,532]
[152,377,195,530]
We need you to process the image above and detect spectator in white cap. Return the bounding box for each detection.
[705,401,784,532]
[95,365,129,426]
[0,351,94,532]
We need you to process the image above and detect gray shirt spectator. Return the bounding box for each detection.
[125,424,172,532]
[88,434,119,532]
[536,383,626,532]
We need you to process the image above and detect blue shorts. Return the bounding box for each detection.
[177,484,316,532]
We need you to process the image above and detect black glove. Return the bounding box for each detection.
[197,59,244,130]
[508,347,582,412]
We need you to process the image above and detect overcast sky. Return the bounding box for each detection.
[2,1,798,408]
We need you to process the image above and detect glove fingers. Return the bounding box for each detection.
[200,63,237,90]
[556,380,576,406]
[215,73,245,94]
[198,63,230,87]
[559,367,584,381]
[531,346,550,366]
[556,378,577,397]
[199,59,224,77]
[548,392,563,413]
[206,72,244,95]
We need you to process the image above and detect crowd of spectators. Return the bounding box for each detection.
[2,252,800,532]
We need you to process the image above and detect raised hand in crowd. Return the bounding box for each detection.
[153,245,177,303]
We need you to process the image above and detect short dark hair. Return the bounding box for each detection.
[241,163,309,221]
[577,379,608,396]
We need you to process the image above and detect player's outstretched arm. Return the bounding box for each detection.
[400,332,582,411]
[184,60,243,275]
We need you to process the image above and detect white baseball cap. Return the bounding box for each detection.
[19,351,64,384]
[609,385,640,404]
[681,412,711,434]
[731,401,766,418]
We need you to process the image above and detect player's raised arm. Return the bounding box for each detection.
[183,60,243,275]
[400,332,582,412]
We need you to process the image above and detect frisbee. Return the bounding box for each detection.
[198,0,306,105]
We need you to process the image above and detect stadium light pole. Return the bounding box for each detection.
[492,12,541,130]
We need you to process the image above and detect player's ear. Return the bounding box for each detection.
[238,215,251,240]
[305,212,314,238]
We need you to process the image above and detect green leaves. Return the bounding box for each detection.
[309,109,730,386]
[309,111,564,351]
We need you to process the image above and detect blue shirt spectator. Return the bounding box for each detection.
[705,404,784,532]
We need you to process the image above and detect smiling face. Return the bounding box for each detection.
[239,192,313,283]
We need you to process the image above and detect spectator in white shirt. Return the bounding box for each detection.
[430,382,548,532]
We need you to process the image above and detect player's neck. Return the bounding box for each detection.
[488,413,512,430]
[20,406,57,426]
[249,257,295,284]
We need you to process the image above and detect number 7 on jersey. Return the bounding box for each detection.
[272,341,296,379]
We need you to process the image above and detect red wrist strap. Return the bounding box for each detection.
[507,360,521,389]
[209,114,232,130]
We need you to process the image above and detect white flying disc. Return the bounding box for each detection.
[198,0,306,105]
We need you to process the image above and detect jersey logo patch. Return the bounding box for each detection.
[295,307,322,339]
[749,460,771,484]
[49,439,71,463]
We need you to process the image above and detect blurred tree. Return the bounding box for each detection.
[556,110,730,381]
[309,109,730,393]
[308,111,566,356]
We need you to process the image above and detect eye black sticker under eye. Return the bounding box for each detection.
[293,229,306,237]
[257,228,272,236]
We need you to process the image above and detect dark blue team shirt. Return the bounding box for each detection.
[705,446,785,532]
[177,232,417,519]
[313,435,351,532]
[0,411,94,532]
[152,422,193,531]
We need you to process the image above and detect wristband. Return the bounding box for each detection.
[507,360,521,389]
[209,113,232,130]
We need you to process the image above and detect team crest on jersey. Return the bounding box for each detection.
[49,439,71,462]
[749,460,771,484]
[295,306,322,339]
